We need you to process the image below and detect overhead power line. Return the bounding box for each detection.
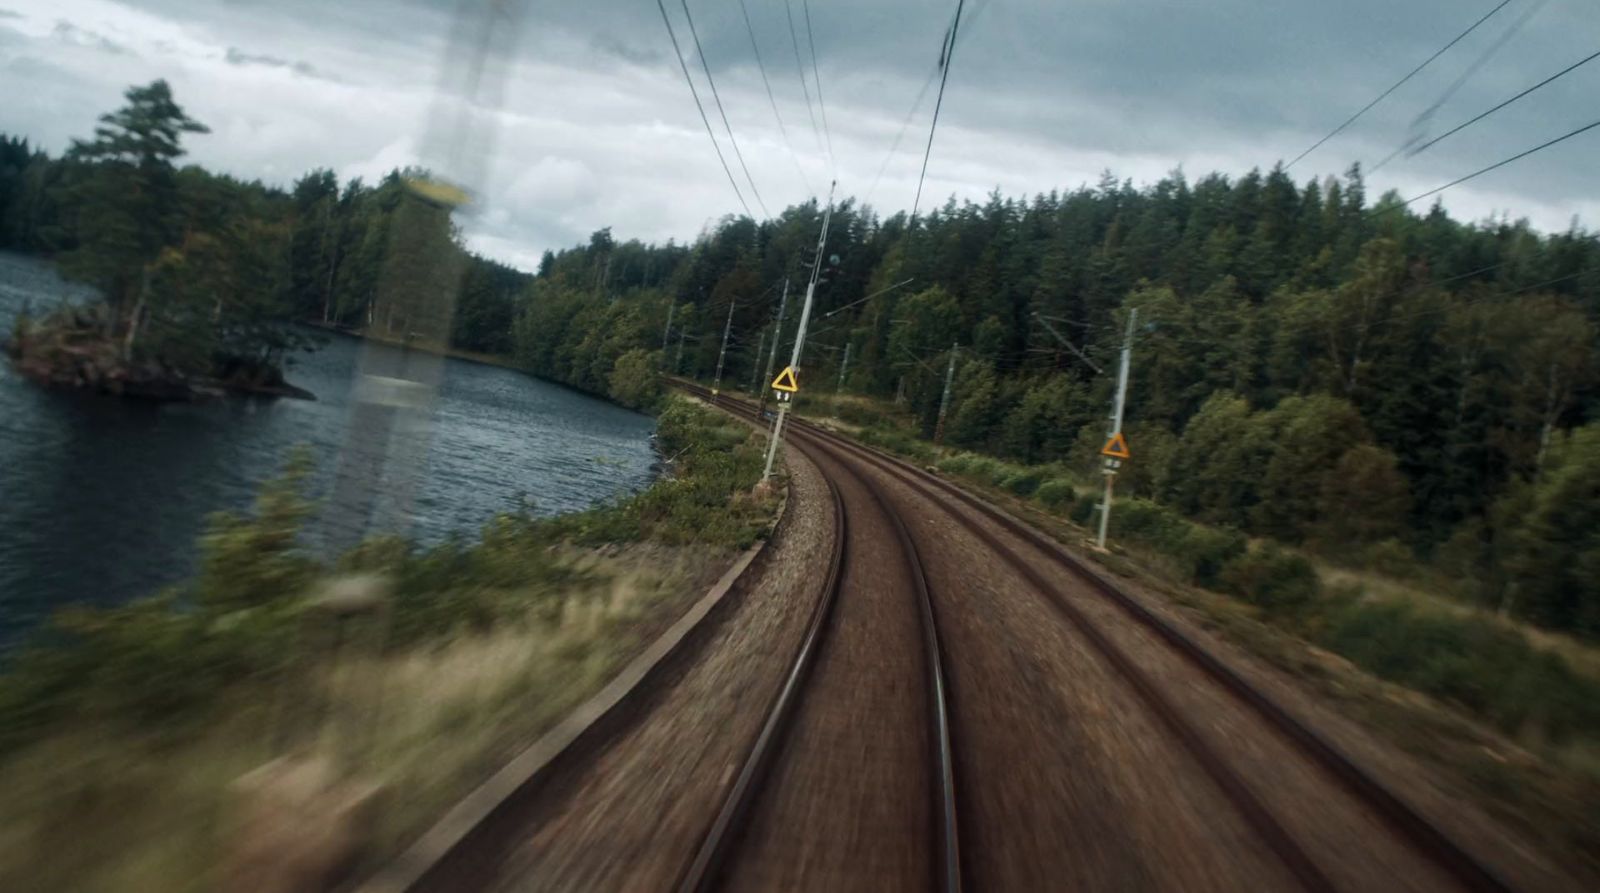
[1389,116,1600,210]
[679,0,769,218]
[800,0,835,170]
[912,0,966,222]
[1285,0,1512,170]
[737,0,813,197]
[1398,0,1551,155]
[656,0,753,219]
[864,0,991,208]
[1373,45,1600,172]
[783,0,825,157]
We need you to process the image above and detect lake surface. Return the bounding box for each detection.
[0,252,657,649]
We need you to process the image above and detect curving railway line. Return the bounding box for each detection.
[683,381,1514,893]
[392,380,1530,892]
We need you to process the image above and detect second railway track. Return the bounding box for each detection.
[685,381,1513,893]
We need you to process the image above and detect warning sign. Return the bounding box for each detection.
[771,366,799,393]
[1100,431,1130,459]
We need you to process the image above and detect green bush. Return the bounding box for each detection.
[856,425,936,462]
[1001,470,1044,497]
[1069,493,1099,525]
[1179,525,1249,589]
[1318,600,1600,743]
[1109,499,1246,588]
[936,454,975,476]
[1219,544,1320,614]
[1034,479,1076,511]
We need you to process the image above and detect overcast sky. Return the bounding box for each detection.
[2,0,1596,271]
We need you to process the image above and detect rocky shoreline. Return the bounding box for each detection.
[4,314,314,402]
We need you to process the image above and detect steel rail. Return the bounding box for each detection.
[680,399,963,892]
[787,407,1515,893]
[677,474,847,891]
[683,382,1512,893]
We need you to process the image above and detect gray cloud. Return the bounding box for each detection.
[2,0,1595,271]
[223,46,341,83]
[51,20,132,56]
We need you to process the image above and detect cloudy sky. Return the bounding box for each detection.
[2,0,1596,271]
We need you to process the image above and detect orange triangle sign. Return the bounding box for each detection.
[1101,431,1131,459]
[771,366,799,393]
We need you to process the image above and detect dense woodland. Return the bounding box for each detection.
[513,171,1600,636]
[3,81,1596,635]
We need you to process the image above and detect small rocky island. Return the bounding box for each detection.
[0,80,316,403]
[6,306,314,401]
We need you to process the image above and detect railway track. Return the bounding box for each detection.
[680,432,963,891]
[682,382,1512,893]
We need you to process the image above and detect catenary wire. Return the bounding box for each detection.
[912,0,967,222]
[679,0,770,218]
[1387,116,1600,210]
[1285,0,1512,170]
[738,0,814,197]
[1372,45,1600,172]
[800,0,835,171]
[783,0,825,156]
[656,0,754,219]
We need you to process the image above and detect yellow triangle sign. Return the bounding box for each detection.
[1101,431,1131,459]
[771,366,799,393]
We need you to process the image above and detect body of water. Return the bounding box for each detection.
[0,252,657,649]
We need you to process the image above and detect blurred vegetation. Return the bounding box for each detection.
[857,422,1600,755]
[0,398,772,756]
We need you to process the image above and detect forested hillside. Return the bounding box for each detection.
[515,170,1599,635]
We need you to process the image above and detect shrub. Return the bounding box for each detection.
[606,348,662,410]
[1318,600,1600,743]
[1178,525,1249,589]
[1069,493,1099,525]
[1219,544,1320,614]
[1034,479,1076,512]
[936,454,975,476]
[1001,470,1044,497]
[856,425,936,463]
[1110,499,1247,588]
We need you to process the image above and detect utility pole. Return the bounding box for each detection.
[760,278,789,411]
[675,323,687,375]
[712,297,735,396]
[764,181,836,481]
[933,341,958,443]
[660,301,675,368]
[837,342,851,393]
[750,330,766,393]
[1097,307,1138,550]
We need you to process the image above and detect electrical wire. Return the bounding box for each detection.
[1398,0,1551,156]
[737,0,813,198]
[1372,45,1600,172]
[1285,0,1512,170]
[1388,116,1600,210]
[800,0,835,171]
[656,0,753,219]
[863,0,991,210]
[679,0,770,218]
[783,0,824,157]
[912,0,966,222]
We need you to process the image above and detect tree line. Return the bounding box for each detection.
[512,169,1599,636]
[3,81,1593,634]
[0,81,527,388]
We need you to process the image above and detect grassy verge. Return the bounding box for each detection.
[799,398,1600,882]
[0,397,776,891]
